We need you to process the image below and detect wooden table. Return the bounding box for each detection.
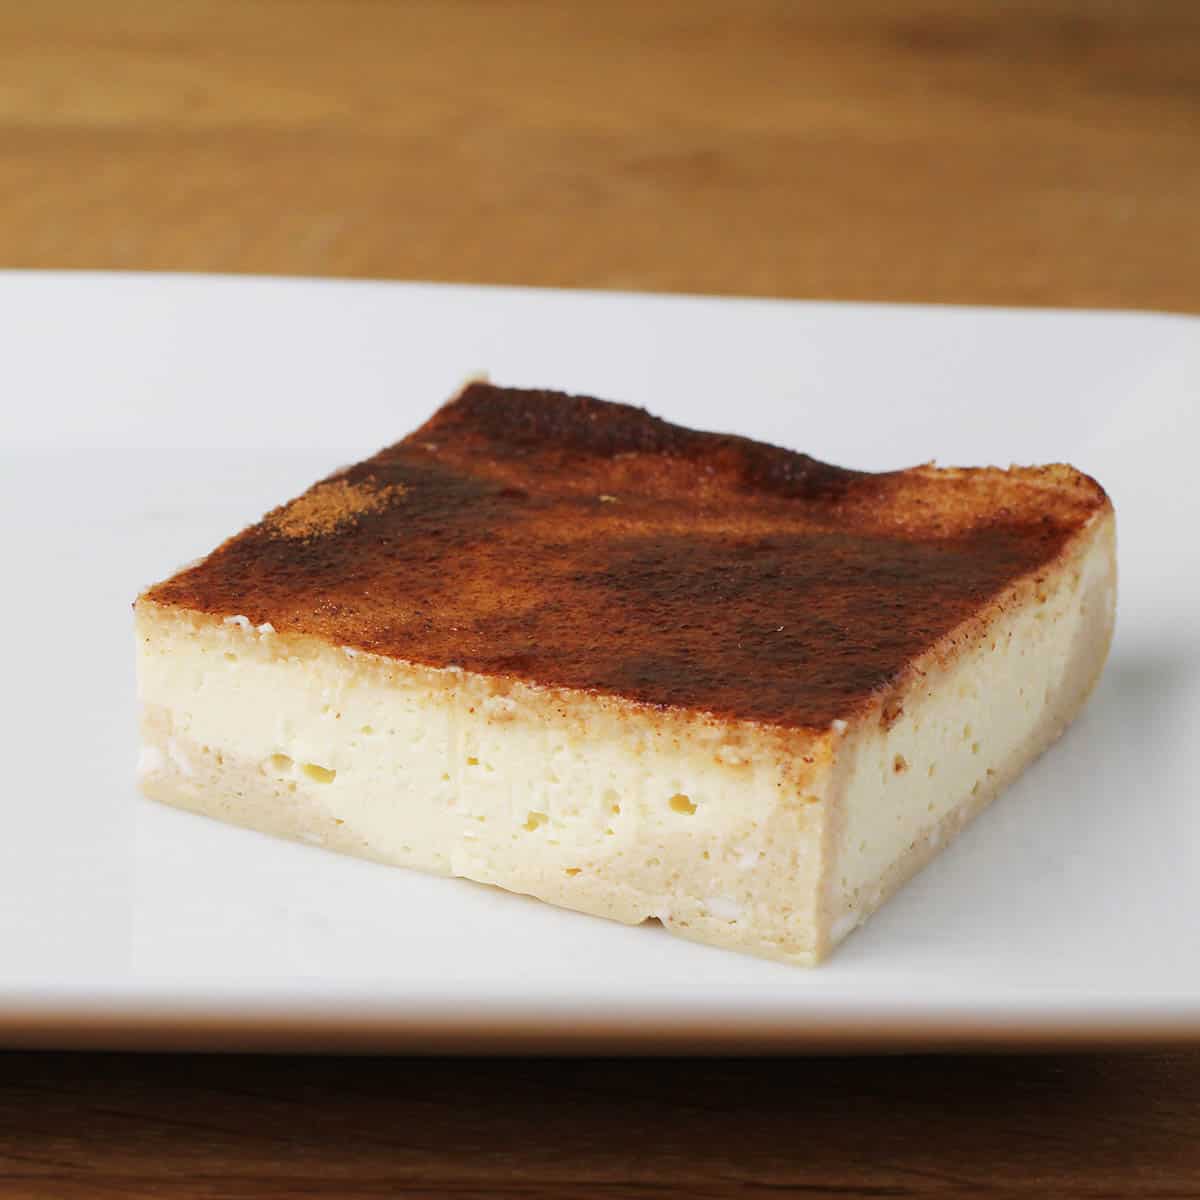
[4,0,1199,312]
[2,1052,1198,1197]
[3,1,1198,1195]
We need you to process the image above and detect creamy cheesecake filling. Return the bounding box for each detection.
[136,610,832,963]
[135,512,1115,965]
[827,512,1117,947]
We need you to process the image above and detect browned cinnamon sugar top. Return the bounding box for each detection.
[142,384,1109,730]
[265,478,407,539]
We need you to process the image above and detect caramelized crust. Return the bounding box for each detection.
[141,384,1110,730]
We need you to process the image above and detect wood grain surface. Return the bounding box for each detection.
[2,1052,1200,1198]
[2,0,1199,310]
[3,1,1199,1197]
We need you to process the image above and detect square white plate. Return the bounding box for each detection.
[2,270,1198,1052]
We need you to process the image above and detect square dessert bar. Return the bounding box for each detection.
[135,384,1116,964]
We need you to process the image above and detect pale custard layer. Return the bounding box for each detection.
[135,510,1115,964]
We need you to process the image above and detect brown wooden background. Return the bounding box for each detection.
[4,0,1199,311]
[3,1,1199,1195]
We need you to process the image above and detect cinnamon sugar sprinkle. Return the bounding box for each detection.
[267,478,407,539]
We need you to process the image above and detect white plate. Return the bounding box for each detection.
[2,270,1198,1052]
